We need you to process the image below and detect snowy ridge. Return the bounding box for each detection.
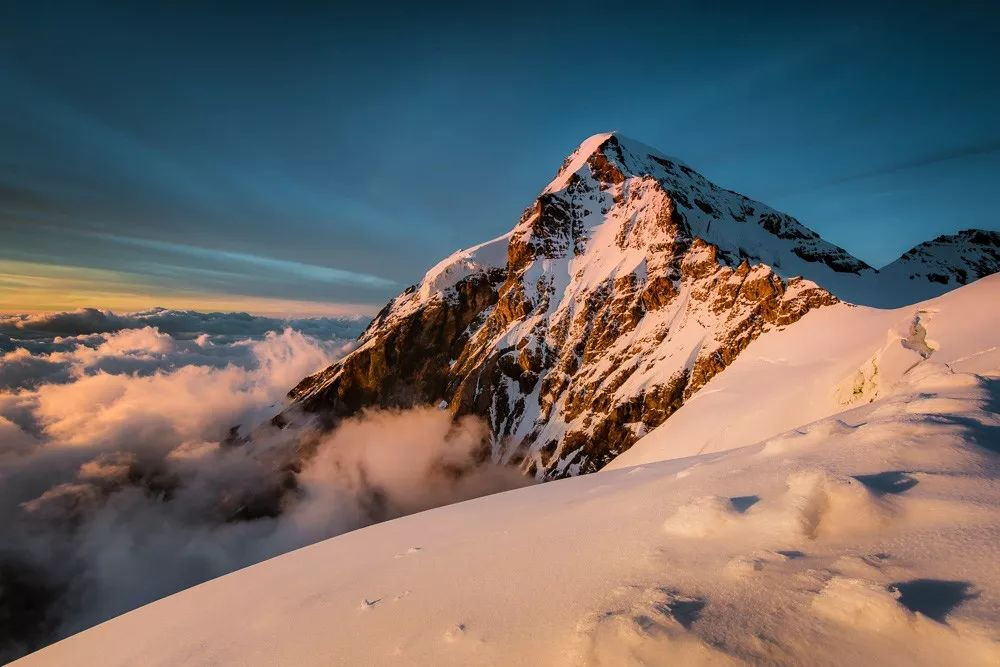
[540,133,874,290]
[417,233,511,302]
[20,276,1000,666]
[609,272,1000,468]
[873,229,1000,306]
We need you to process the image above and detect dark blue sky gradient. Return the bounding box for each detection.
[2,1,998,311]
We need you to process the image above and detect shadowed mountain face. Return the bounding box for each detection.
[281,133,999,478]
[876,229,1000,303]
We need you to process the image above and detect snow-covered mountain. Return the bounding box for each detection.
[872,228,1000,306]
[18,274,1000,666]
[282,133,999,478]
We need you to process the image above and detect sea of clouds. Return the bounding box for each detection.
[0,308,528,660]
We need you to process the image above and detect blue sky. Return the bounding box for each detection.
[1,1,998,314]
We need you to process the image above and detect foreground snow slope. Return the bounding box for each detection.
[17,279,1000,666]
[609,273,1000,469]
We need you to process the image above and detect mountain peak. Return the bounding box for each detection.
[283,134,1000,481]
[543,136,1000,308]
[545,132,690,194]
[546,132,618,192]
[535,132,873,289]
[868,227,1000,305]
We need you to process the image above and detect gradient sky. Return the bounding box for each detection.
[2,1,998,315]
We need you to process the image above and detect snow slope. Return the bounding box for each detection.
[17,277,1000,666]
[416,233,512,302]
[610,272,1000,468]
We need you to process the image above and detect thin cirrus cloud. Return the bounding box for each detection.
[0,224,397,317]
[764,137,1000,200]
[89,232,397,289]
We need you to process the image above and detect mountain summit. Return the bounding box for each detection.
[282,134,998,477]
[542,133,873,284]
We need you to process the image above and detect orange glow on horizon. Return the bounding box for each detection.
[0,260,378,318]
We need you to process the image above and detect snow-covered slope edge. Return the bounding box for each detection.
[610,272,1000,469]
[17,277,1000,666]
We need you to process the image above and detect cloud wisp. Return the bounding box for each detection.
[89,232,397,289]
[0,306,368,339]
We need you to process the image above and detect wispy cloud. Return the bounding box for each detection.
[90,232,396,288]
[766,138,1000,200]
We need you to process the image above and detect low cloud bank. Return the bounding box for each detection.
[0,311,528,661]
[0,306,368,340]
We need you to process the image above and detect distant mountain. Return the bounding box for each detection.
[872,228,1000,305]
[280,133,999,477]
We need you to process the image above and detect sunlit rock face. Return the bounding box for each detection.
[284,133,998,478]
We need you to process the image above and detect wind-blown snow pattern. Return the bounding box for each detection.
[283,133,998,479]
[18,276,1000,666]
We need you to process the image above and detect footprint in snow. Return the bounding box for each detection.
[393,546,423,559]
[443,623,467,642]
[571,587,724,664]
[442,622,485,647]
[725,549,793,576]
[655,590,707,630]
[888,579,978,623]
[852,471,919,496]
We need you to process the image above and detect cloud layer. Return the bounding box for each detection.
[0,306,368,340]
[0,309,526,661]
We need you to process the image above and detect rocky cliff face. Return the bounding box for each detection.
[283,133,998,478]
